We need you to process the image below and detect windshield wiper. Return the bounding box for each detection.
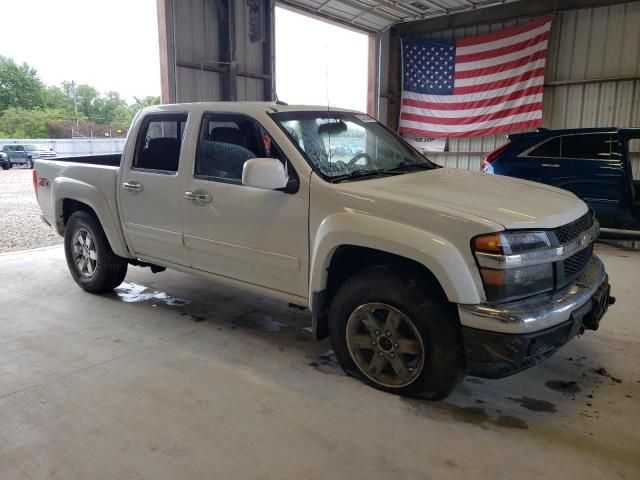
[329,169,394,183]
[382,162,433,174]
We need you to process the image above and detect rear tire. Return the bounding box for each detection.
[328,266,464,400]
[64,211,128,293]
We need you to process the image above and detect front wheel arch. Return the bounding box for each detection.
[312,245,449,341]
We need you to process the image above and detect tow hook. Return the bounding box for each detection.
[608,296,616,306]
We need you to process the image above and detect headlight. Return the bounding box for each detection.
[473,231,554,303]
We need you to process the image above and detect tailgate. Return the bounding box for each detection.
[34,160,65,226]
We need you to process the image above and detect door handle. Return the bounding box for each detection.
[542,163,560,168]
[122,180,143,194]
[185,189,212,205]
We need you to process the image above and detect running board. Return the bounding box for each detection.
[599,228,640,240]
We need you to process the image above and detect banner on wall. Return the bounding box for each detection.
[404,135,447,153]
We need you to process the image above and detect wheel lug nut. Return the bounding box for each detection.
[378,352,384,357]
[390,353,395,358]
[371,340,376,345]
[375,330,380,335]
[394,343,399,348]
[386,331,392,337]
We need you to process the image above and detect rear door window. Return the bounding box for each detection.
[133,113,188,173]
[528,137,561,157]
[561,134,615,160]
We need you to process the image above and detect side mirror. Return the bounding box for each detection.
[242,158,288,191]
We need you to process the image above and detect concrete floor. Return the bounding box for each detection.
[0,244,638,480]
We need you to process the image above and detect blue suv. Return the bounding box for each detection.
[483,128,640,236]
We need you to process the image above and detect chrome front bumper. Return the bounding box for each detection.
[458,255,607,335]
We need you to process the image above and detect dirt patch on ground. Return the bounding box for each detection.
[0,168,63,253]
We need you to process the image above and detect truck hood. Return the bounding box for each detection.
[340,168,588,229]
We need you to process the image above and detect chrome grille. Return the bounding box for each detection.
[554,212,594,244]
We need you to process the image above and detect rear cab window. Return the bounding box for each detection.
[133,113,188,174]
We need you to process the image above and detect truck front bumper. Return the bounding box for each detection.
[458,255,611,378]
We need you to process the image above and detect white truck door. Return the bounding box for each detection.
[119,112,190,266]
[182,112,308,298]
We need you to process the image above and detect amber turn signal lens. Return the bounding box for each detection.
[474,234,503,253]
[479,269,505,286]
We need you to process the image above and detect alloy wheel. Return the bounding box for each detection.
[346,303,425,388]
[71,228,98,278]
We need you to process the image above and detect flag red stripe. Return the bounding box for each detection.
[402,85,544,111]
[399,119,543,139]
[400,102,543,126]
[455,49,547,80]
[454,67,545,95]
[456,16,551,48]
[456,31,550,64]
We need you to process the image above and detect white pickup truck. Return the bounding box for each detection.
[34,102,613,399]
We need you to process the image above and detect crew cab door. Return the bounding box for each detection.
[620,133,640,226]
[521,134,623,227]
[553,134,624,227]
[181,112,308,298]
[118,113,190,266]
[6,145,27,162]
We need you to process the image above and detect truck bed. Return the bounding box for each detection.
[46,154,121,167]
[35,158,122,242]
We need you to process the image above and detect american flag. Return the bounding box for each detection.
[399,16,553,138]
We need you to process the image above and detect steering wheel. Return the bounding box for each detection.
[347,152,373,167]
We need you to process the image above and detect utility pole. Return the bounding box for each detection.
[71,80,79,128]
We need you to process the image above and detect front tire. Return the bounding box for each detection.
[26,158,34,169]
[328,266,464,399]
[64,211,128,293]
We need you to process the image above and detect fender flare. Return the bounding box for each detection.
[309,212,484,310]
[52,177,133,259]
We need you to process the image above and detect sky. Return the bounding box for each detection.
[275,7,369,111]
[1,0,161,101]
[0,1,368,110]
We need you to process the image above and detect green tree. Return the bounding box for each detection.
[111,103,134,126]
[42,85,73,115]
[0,56,45,110]
[131,95,161,111]
[0,56,158,138]
[95,90,129,125]
[0,107,65,138]
[74,83,99,121]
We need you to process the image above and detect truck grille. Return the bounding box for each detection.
[563,243,593,277]
[554,212,596,289]
[554,212,593,244]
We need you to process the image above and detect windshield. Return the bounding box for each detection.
[25,145,39,151]
[271,111,438,181]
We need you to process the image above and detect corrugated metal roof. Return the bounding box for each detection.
[278,0,524,32]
